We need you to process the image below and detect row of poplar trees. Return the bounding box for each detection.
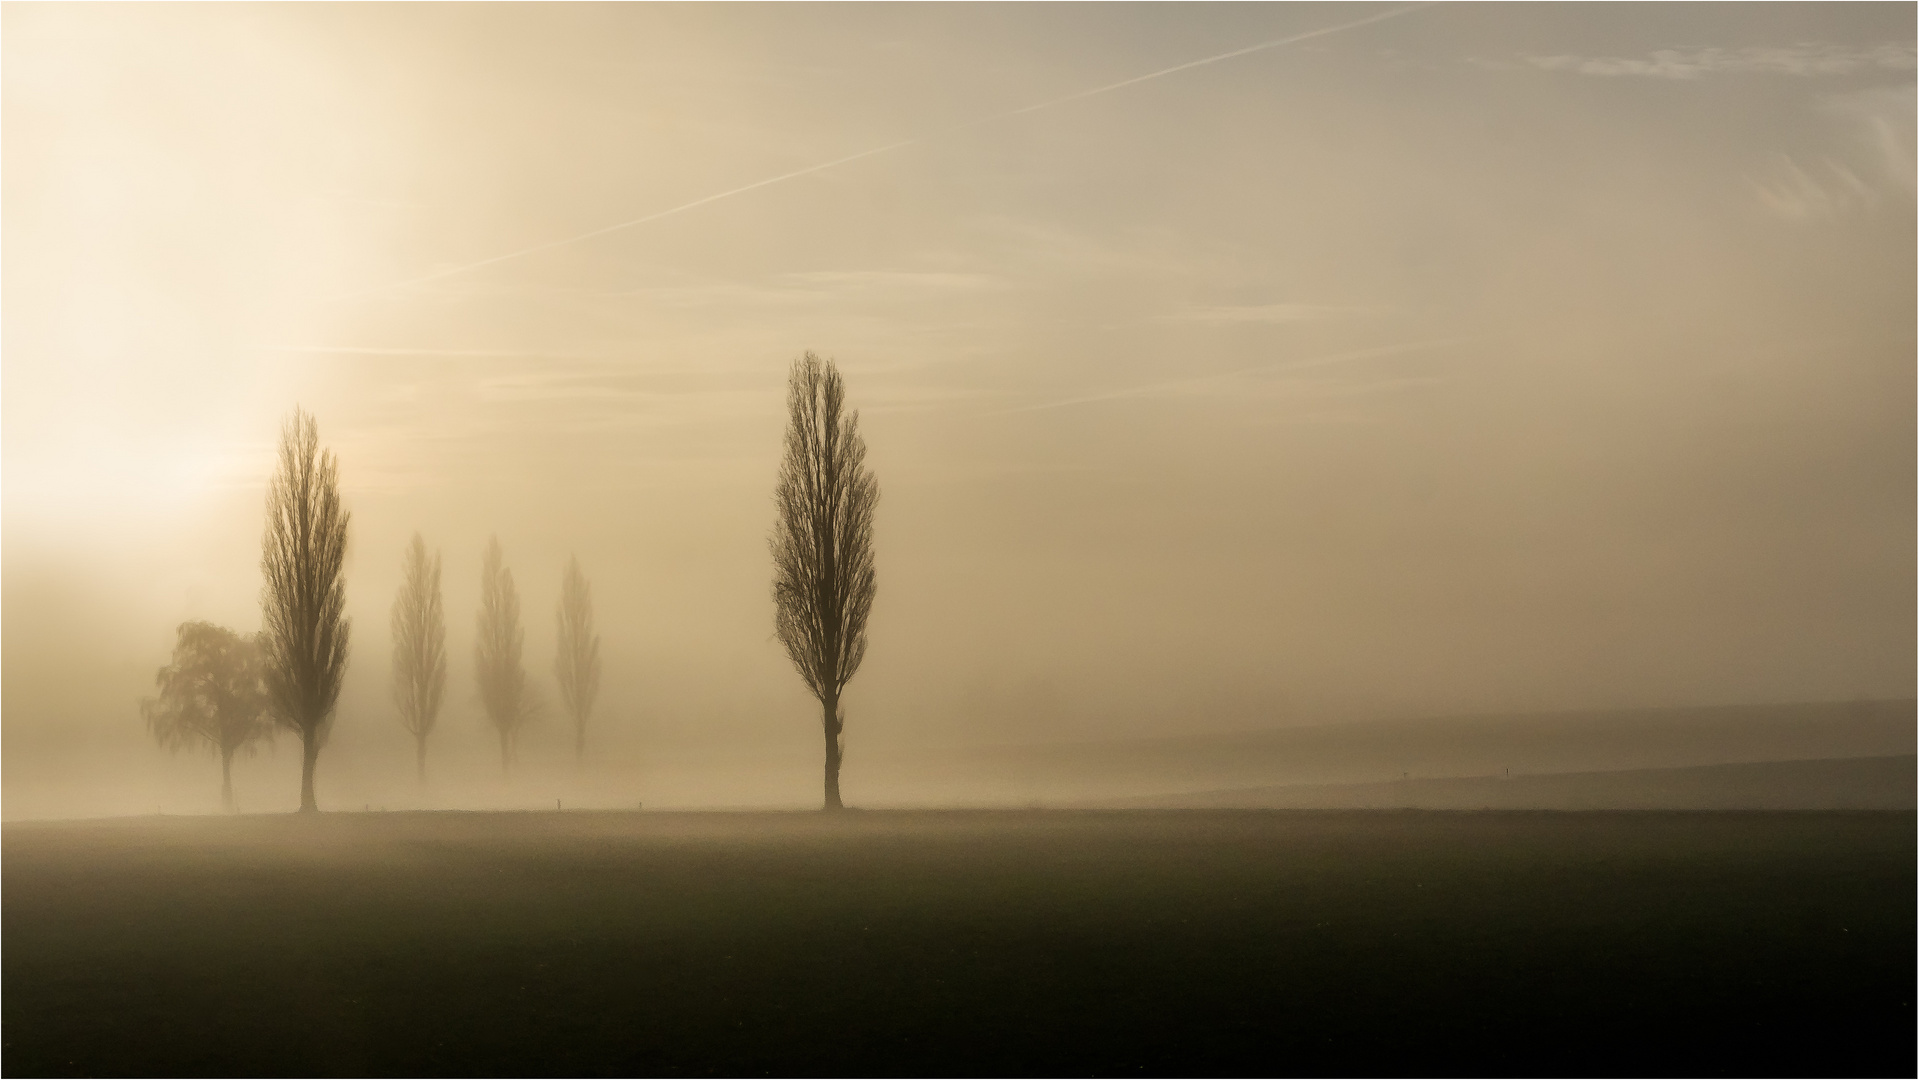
[144,352,877,813]
[142,410,604,810]
[388,534,604,781]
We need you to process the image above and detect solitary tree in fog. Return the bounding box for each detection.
[770,352,879,811]
[476,536,530,771]
[261,408,351,813]
[142,622,274,810]
[554,556,602,760]
[391,533,448,781]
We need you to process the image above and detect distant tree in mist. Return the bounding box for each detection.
[770,352,879,811]
[261,408,351,813]
[476,536,530,771]
[554,556,602,761]
[142,622,273,811]
[391,533,448,781]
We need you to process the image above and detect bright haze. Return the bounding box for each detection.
[4,3,1912,817]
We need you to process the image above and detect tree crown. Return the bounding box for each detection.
[770,352,879,703]
[392,532,447,739]
[142,621,274,758]
[259,406,351,741]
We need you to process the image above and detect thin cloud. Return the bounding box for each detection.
[1002,338,1470,414]
[779,270,1003,293]
[1741,84,1914,223]
[334,4,1427,299]
[269,345,608,360]
[1249,338,1473,375]
[993,4,1428,119]
[1747,154,1878,222]
[595,270,1005,306]
[362,138,923,296]
[963,215,1188,279]
[1163,303,1396,325]
[1822,85,1917,194]
[1527,43,1916,80]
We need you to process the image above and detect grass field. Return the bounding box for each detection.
[4,810,1911,1076]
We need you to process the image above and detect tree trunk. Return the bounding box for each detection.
[575,721,585,762]
[415,733,427,783]
[221,749,234,812]
[822,695,843,811]
[299,729,319,813]
[500,729,511,774]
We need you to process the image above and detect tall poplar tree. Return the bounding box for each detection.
[260,408,351,813]
[770,353,879,811]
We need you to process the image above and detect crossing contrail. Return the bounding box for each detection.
[351,4,1426,297]
[996,4,1425,120]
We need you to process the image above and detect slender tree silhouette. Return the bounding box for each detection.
[142,621,273,810]
[476,536,530,772]
[771,352,879,811]
[260,408,351,813]
[391,533,448,781]
[554,556,602,761]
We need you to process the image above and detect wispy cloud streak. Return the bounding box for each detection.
[271,345,605,359]
[340,4,1425,299]
[1002,337,1471,414]
[1527,43,1915,80]
[375,139,920,294]
[994,4,1424,120]
[1162,302,1398,325]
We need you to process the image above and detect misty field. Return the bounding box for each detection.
[5,811,1910,1077]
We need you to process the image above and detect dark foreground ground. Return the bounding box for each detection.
[4,811,1911,1077]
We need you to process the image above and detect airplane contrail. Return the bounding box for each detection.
[996,4,1426,120]
[381,138,921,292]
[348,4,1426,298]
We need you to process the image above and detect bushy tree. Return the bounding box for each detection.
[142,621,274,810]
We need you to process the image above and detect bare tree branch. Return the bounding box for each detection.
[260,407,351,813]
[392,533,448,781]
[476,535,530,772]
[770,352,879,811]
[554,555,602,761]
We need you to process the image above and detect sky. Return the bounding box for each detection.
[3,3,1913,815]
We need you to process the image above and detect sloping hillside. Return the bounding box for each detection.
[855,700,1917,807]
[1086,755,1917,811]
